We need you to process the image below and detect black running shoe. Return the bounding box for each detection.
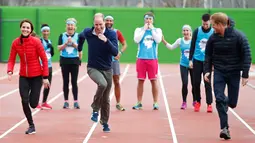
[220,127,231,140]
[25,125,36,135]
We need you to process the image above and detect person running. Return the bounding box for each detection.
[36,24,54,110]
[204,12,251,140]
[132,11,162,110]
[104,15,128,111]
[58,18,81,109]
[78,13,118,132]
[188,13,214,112]
[162,24,195,109]
[7,19,50,134]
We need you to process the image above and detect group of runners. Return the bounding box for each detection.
[6,11,251,140]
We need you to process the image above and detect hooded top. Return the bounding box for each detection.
[228,17,235,28]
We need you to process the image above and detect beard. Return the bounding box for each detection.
[106,23,113,29]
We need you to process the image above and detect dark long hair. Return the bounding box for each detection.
[19,19,34,44]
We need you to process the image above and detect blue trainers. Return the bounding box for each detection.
[102,123,110,132]
[63,102,69,109]
[153,103,159,110]
[132,102,142,110]
[74,102,80,109]
[91,112,98,122]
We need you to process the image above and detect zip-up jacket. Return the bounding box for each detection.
[204,26,251,78]
[7,35,49,79]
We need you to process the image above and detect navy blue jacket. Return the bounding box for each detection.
[204,25,251,78]
[78,27,118,70]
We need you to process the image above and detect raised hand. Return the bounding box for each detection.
[98,34,107,42]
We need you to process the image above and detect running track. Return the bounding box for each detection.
[0,63,255,143]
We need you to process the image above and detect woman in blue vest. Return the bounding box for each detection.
[57,18,81,109]
[162,24,195,110]
[37,24,54,110]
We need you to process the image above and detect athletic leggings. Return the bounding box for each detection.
[42,67,52,103]
[180,65,195,102]
[19,76,42,126]
[61,64,79,101]
[193,59,213,105]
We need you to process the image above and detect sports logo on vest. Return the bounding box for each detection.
[199,38,208,53]
[143,35,154,49]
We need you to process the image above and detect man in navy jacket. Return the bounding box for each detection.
[204,12,251,140]
[78,13,118,132]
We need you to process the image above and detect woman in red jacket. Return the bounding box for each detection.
[7,19,50,135]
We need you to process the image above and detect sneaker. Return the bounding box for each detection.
[74,102,80,109]
[153,103,159,110]
[63,102,69,109]
[36,104,42,109]
[220,127,231,140]
[25,125,36,134]
[180,102,187,110]
[194,102,200,112]
[41,102,52,110]
[132,102,142,110]
[116,103,125,111]
[102,123,110,132]
[91,112,98,122]
[207,105,213,113]
[192,101,196,107]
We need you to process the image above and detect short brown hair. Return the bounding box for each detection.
[210,12,228,26]
[144,11,154,19]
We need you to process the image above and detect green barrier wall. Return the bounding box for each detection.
[0,7,254,63]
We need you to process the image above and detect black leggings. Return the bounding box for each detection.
[193,59,213,105]
[180,65,195,102]
[19,76,42,126]
[61,64,79,101]
[42,67,52,103]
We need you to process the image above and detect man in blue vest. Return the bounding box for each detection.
[189,13,214,112]
[133,12,162,110]
[104,15,128,111]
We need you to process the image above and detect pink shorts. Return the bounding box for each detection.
[136,59,158,80]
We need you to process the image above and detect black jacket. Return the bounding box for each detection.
[204,24,251,78]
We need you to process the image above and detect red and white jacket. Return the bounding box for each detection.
[7,36,49,78]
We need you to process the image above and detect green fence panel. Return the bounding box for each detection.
[153,8,209,63]
[37,7,94,62]
[94,8,152,63]
[1,7,37,62]
[0,7,254,63]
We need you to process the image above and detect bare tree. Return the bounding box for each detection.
[9,0,35,6]
[0,0,9,6]
[124,0,128,6]
[81,0,88,6]
[100,0,104,6]
[165,0,177,7]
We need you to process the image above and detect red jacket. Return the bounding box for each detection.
[7,36,49,78]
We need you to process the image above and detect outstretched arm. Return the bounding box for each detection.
[162,37,181,50]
